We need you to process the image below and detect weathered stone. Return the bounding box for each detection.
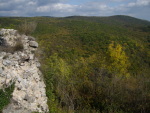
[0,53,6,59]
[0,31,3,36]
[23,71,31,79]
[17,77,21,83]
[29,41,38,48]
[3,60,12,66]
[13,53,20,60]
[3,101,32,113]
[36,62,41,68]
[0,37,5,46]
[0,73,5,77]
[9,30,17,36]
[0,29,49,113]
[24,94,35,103]
[28,36,35,41]
[29,54,34,60]
[21,55,29,61]
[17,85,22,90]
[6,74,11,79]
[20,63,25,66]
[0,67,3,74]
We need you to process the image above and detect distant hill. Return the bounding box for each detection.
[64,15,150,27]
[106,15,150,26]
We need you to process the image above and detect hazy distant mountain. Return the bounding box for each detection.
[64,15,150,27]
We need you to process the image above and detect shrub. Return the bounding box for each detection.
[18,21,37,35]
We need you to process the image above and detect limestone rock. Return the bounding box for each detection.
[0,67,3,74]
[0,30,4,36]
[29,41,38,48]
[3,60,12,66]
[0,29,49,113]
[9,30,17,36]
[3,100,32,113]
[29,54,34,60]
[28,36,35,41]
[24,94,35,103]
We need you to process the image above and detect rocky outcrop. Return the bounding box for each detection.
[29,41,38,48]
[0,29,49,113]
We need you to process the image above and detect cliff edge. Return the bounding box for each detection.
[0,29,48,113]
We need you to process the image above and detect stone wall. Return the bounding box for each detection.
[0,29,49,113]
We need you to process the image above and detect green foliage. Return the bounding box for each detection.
[0,16,150,113]
[0,84,15,112]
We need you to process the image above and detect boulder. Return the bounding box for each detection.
[28,36,35,41]
[29,41,38,48]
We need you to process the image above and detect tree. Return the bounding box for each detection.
[108,41,130,76]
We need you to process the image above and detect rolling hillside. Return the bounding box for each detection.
[0,15,150,113]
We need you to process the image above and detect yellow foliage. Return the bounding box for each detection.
[58,58,71,79]
[108,41,130,76]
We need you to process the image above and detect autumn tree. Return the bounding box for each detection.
[108,41,130,76]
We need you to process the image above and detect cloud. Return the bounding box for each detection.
[37,3,76,13]
[128,0,150,7]
[0,0,149,21]
[36,0,67,6]
[125,0,150,20]
[74,2,114,16]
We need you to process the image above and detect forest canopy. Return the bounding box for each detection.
[0,15,150,113]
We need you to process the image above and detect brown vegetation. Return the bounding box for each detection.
[18,21,37,35]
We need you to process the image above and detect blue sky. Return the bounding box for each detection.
[0,0,150,21]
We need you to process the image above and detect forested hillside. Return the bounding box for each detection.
[0,15,150,113]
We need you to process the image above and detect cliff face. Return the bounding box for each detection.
[0,29,48,113]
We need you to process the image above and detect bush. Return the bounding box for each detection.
[0,83,15,112]
[18,21,37,35]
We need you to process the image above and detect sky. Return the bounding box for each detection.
[0,0,150,21]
